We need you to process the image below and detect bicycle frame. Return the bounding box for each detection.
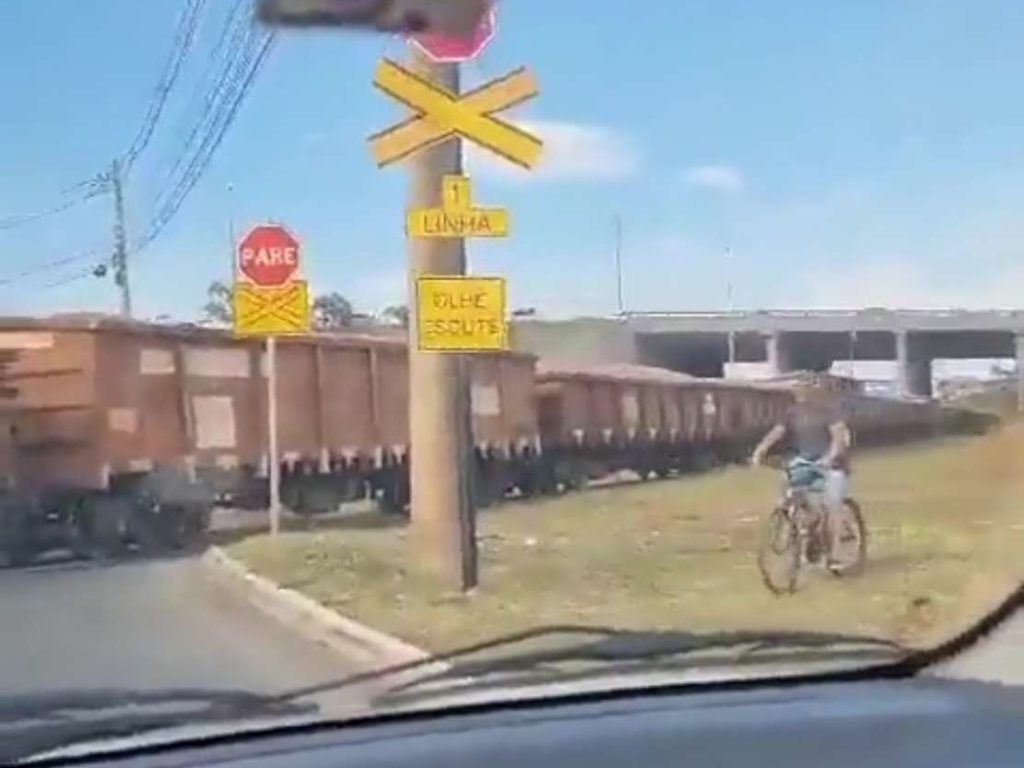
[778,466,830,558]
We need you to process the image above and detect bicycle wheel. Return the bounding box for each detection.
[828,499,867,577]
[757,507,801,594]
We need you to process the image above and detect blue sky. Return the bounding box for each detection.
[2,0,1024,321]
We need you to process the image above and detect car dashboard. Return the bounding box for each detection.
[48,671,1024,768]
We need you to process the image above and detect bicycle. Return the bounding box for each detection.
[756,456,867,595]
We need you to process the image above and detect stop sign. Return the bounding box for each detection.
[237,225,300,287]
[410,4,496,63]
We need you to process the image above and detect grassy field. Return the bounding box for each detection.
[227,422,1024,654]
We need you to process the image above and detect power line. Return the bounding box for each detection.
[43,262,109,290]
[0,250,99,287]
[0,1,205,236]
[171,0,249,145]
[0,176,108,232]
[162,0,254,187]
[134,31,276,255]
[123,0,207,174]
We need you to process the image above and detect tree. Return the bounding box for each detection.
[313,292,355,330]
[201,281,232,325]
[381,304,409,328]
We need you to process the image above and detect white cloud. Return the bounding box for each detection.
[681,164,745,193]
[789,257,1024,310]
[466,120,639,183]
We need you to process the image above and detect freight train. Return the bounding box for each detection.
[0,316,993,565]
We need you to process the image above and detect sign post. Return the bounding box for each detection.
[368,6,541,590]
[233,224,311,536]
[266,336,280,535]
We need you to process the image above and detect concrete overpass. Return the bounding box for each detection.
[511,309,1024,400]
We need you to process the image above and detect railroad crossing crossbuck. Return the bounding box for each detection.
[369,59,542,169]
[233,281,311,336]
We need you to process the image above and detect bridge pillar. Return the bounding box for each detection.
[1016,334,1024,412]
[896,331,932,398]
[764,332,795,377]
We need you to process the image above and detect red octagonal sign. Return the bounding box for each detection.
[237,225,300,287]
[410,4,496,64]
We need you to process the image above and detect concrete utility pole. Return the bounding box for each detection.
[407,48,478,590]
[110,159,132,318]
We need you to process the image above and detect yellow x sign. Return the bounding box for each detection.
[233,281,311,337]
[369,59,543,170]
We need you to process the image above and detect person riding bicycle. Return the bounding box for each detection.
[750,375,852,571]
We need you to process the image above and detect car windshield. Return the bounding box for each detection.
[2,0,1024,761]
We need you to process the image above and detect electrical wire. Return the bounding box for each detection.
[134,31,276,255]
[170,0,249,147]
[161,0,254,187]
[0,250,100,287]
[0,176,108,232]
[123,0,207,174]
[0,1,205,237]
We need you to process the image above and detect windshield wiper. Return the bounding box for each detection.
[375,627,906,702]
[269,625,907,710]
[2,688,316,765]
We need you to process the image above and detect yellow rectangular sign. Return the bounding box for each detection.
[233,280,311,337]
[407,208,509,238]
[416,276,507,352]
[369,60,543,170]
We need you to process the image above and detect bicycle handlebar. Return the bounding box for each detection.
[756,455,828,472]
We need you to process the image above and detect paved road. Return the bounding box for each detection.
[0,554,380,719]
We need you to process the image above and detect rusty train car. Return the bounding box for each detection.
[0,316,538,563]
[529,363,793,491]
[0,317,989,565]
[524,364,963,494]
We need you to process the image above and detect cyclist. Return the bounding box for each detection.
[750,375,852,571]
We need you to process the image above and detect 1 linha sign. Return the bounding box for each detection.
[408,207,508,238]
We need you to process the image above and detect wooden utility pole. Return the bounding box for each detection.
[406,48,478,590]
[110,159,132,318]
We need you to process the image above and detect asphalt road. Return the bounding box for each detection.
[0,553,380,719]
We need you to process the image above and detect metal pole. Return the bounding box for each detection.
[407,48,477,589]
[725,247,736,365]
[725,247,734,313]
[614,214,624,316]
[456,355,478,590]
[111,159,132,318]
[227,183,237,281]
[267,336,281,536]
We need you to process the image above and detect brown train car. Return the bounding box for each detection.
[532,362,796,486]
[0,316,539,563]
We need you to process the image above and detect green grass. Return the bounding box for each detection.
[228,423,1024,654]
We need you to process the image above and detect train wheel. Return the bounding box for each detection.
[156,505,190,551]
[377,472,410,517]
[530,463,560,496]
[1,504,37,568]
[81,498,131,559]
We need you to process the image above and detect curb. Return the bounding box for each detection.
[201,545,449,680]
